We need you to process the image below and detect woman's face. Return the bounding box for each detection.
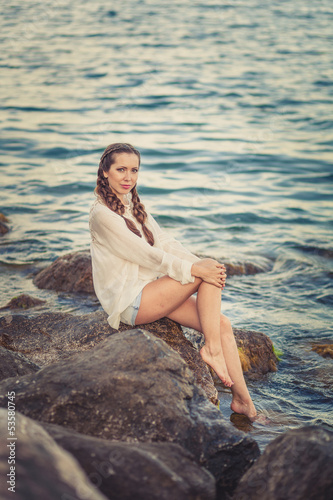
[104,152,140,201]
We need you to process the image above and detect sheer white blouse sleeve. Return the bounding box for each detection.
[90,203,195,285]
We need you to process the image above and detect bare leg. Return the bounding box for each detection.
[166,296,257,420]
[195,282,233,387]
[135,276,233,387]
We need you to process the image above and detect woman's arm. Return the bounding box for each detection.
[90,206,195,285]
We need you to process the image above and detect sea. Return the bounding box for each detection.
[0,0,332,450]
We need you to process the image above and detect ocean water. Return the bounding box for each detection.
[0,0,332,450]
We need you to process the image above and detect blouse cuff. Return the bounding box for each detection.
[180,260,195,285]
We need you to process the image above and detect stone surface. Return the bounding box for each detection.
[0,346,40,381]
[311,343,333,359]
[0,213,10,235]
[0,293,46,310]
[0,409,108,500]
[0,310,218,404]
[233,426,333,500]
[0,221,9,235]
[223,258,272,276]
[33,250,94,293]
[0,329,260,497]
[42,422,216,500]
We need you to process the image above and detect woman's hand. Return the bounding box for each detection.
[191,258,227,288]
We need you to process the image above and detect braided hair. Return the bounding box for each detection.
[96,143,155,246]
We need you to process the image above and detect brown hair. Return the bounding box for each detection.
[96,143,154,246]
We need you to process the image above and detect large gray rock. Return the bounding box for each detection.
[0,346,40,381]
[233,426,333,500]
[0,329,260,498]
[0,311,218,403]
[42,422,216,500]
[0,409,108,500]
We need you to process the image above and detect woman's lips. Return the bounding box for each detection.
[121,185,131,189]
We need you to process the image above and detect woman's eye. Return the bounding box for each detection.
[133,169,138,173]
[117,168,124,172]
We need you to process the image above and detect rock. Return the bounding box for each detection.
[185,327,279,380]
[41,422,216,500]
[0,346,40,381]
[0,329,260,497]
[0,213,9,222]
[137,316,219,405]
[233,426,333,500]
[0,310,112,366]
[233,328,278,378]
[223,258,272,276]
[33,250,272,296]
[0,213,10,234]
[0,409,108,500]
[311,343,333,359]
[33,250,94,293]
[0,293,46,310]
[0,221,9,235]
[0,310,218,404]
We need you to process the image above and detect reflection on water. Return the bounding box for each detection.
[0,0,332,449]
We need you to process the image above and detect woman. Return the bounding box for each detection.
[89,142,257,420]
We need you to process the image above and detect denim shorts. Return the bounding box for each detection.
[119,290,142,326]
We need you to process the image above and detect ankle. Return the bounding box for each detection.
[201,344,222,357]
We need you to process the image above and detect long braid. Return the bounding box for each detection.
[131,186,154,246]
[96,143,155,246]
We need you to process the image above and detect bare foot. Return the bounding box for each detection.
[230,398,258,421]
[200,345,234,387]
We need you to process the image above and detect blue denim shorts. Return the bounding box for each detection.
[119,290,142,326]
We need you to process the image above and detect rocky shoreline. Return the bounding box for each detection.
[0,249,332,499]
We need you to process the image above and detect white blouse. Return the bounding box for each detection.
[89,195,200,329]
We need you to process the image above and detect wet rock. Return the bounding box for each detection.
[0,310,218,404]
[223,258,272,276]
[0,329,260,497]
[233,426,333,500]
[33,250,94,293]
[0,213,10,235]
[311,343,333,359]
[185,327,279,380]
[233,328,278,378]
[0,213,9,222]
[0,293,46,310]
[41,422,216,500]
[0,346,40,381]
[0,409,108,500]
[0,310,112,366]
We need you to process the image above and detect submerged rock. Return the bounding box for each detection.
[0,329,260,497]
[42,422,216,500]
[0,293,46,310]
[0,346,40,381]
[33,250,94,293]
[311,343,333,359]
[233,426,333,500]
[0,409,108,500]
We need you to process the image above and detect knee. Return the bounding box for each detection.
[220,314,233,334]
